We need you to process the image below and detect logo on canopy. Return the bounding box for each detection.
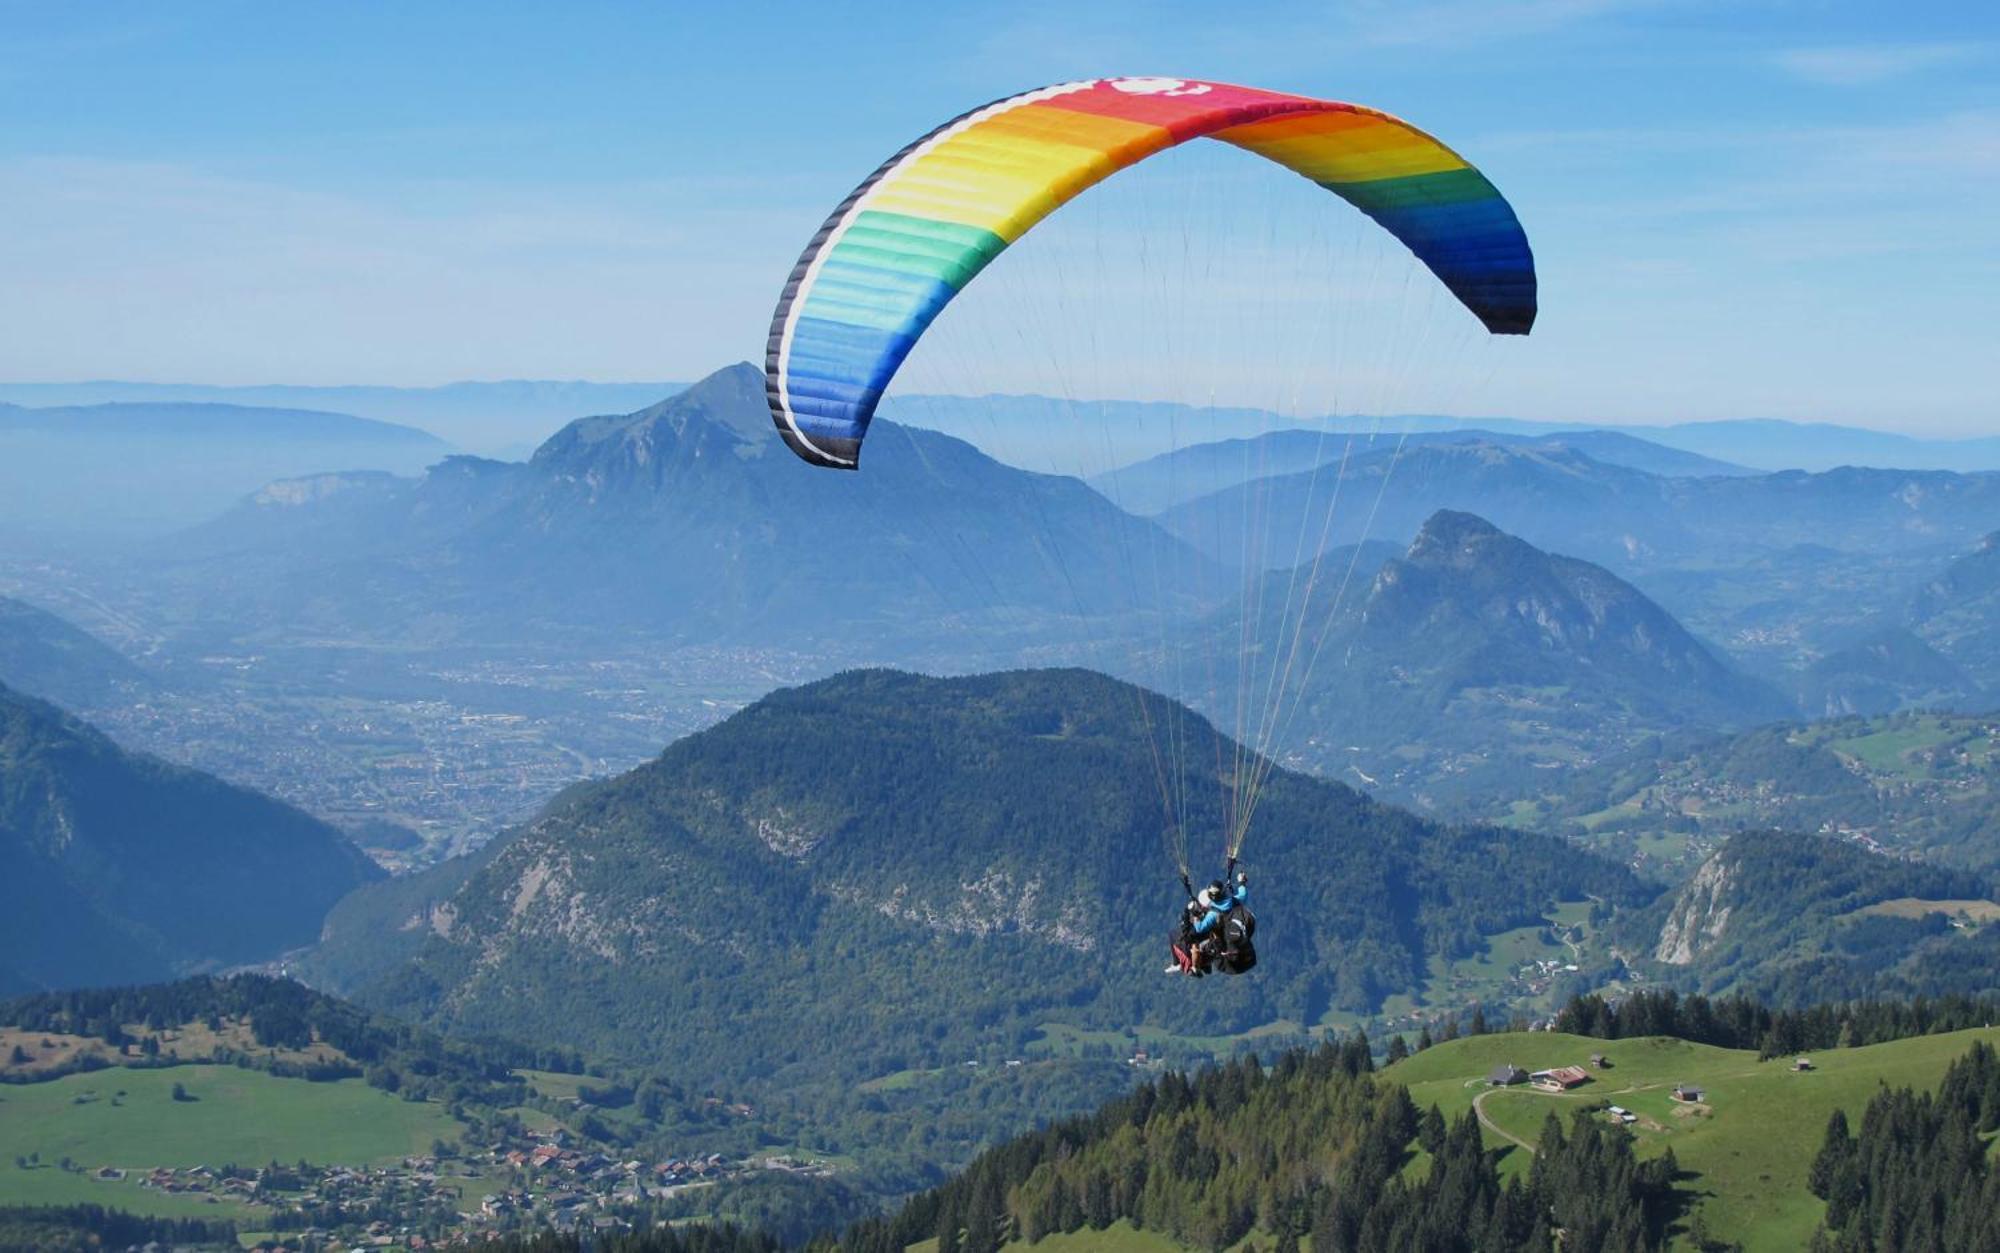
[1108,77,1213,98]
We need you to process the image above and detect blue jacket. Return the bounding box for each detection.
[1191,882,1248,936]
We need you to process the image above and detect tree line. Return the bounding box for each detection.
[1554,989,2000,1058]
[0,1203,237,1252]
[1808,1040,2000,1251]
[0,974,578,1107]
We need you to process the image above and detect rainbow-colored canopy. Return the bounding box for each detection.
[766,77,1536,469]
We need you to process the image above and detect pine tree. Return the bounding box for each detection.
[962,1170,1002,1253]
[1418,1106,1447,1156]
[1807,1109,1851,1199]
[931,1193,962,1253]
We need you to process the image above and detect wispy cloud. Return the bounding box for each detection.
[1774,41,1987,87]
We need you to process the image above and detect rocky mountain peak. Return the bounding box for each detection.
[529,362,771,479]
[1404,509,1509,566]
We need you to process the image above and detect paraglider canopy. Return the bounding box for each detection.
[766,76,1536,469]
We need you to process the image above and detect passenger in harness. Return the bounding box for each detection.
[1167,866,1254,977]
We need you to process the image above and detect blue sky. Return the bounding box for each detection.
[2,1,1994,433]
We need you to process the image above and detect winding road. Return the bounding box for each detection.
[1472,1088,1538,1156]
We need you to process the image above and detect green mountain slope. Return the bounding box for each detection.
[313,668,1647,1126]
[0,683,382,991]
[1614,829,2000,1003]
[1915,530,2000,687]
[0,596,150,711]
[1795,626,1987,718]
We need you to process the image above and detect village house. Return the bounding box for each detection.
[1486,1064,1529,1087]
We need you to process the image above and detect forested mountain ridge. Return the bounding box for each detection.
[314,668,1647,1128]
[1618,829,2000,1004]
[0,596,151,711]
[0,974,571,1101]
[1215,510,1790,810]
[1795,626,1987,719]
[1160,439,2000,574]
[1913,530,2000,688]
[164,363,1212,657]
[1091,426,1750,516]
[0,682,382,994]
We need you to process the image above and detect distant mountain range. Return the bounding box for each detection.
[0,381,680,458]
[1093,427,1753,516]
[158,363,1213,659]
[1158,440,2000,575]
[1201,510,1791,809]
[0,682,381,995]
[7,379,1994,473]
[0,400,451,536]
[884,395,2000,475]
[1623,418,2000,476]
[312,667,1645,1096]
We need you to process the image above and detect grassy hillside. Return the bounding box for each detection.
[1390,1027,2000,1250]
[878,1026,2000,1253]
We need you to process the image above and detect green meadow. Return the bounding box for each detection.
[0,1064,462,1216]
[1391,1027,2000,1250]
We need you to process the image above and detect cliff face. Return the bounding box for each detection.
[1624,828,1996,1002]
[1654,853,1736,965]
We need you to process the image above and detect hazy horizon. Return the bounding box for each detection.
[4,3,1995,436]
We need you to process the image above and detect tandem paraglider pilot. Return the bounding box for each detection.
[1169,865,1255,978]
